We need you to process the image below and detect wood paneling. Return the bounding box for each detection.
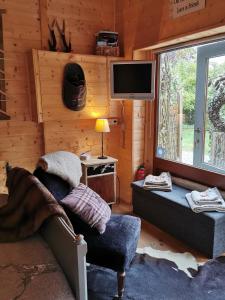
[39,0,49,50]
[0,0,43,191]
[0,120,43,172]
[47,0,115,55]
[0,0,116,194]
[116,0,225,56]
[1,0,40,121]
[32,50,110,122]
[43,119,101,155]
[31,50,120,161]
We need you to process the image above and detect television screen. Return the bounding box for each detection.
[110,60,155,100]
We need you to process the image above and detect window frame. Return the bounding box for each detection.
[153,43,225,191]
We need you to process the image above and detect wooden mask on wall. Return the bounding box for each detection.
[62,63,86,111]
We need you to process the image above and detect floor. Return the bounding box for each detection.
[113,202,208,263]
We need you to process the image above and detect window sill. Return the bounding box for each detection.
[154,157,225,191]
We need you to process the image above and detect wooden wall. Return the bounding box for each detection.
[0,0,42,190]
[0,0,117,195]
[32,49,120,156]
[116,0,225,56]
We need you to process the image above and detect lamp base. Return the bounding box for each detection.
[98,155,108,159]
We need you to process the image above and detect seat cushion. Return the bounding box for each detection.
[83,214,141,272]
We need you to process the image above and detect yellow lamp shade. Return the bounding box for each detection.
[95,118,110,133]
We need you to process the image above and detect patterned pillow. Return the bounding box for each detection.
[60,183,111,234]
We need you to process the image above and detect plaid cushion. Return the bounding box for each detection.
[60,183,111,234]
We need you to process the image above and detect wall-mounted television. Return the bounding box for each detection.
[110,60,156,100]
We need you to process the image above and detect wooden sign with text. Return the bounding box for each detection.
[171,0,206,19]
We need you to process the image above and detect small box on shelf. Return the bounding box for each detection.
[95,30,120,57]
[96,46,120,57]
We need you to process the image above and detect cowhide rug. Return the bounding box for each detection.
[87,246,225,300]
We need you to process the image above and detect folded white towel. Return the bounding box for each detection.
[144,174,168,185]
[143,172,172,191]
[191,190,218,202]
[37,151,82,187]
[186,187,225,213]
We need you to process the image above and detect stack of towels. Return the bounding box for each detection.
[143,172,172,191]
[186,187,225,213]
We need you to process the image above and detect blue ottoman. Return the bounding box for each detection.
[132,180,225,258]
[69,212,141,297]
[84,214,141,272]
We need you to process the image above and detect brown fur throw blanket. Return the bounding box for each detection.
[0,167,72,242]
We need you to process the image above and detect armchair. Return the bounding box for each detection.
[34,167,141,298]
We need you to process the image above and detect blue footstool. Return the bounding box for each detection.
[66,210,141,298]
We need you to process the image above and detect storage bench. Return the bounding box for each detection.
[132,180,225,258]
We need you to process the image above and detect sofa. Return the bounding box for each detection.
[0,169,88,300]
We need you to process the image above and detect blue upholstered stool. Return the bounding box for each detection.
[34,168,141,298]
[84,214,140,272]
[63,205,141,298]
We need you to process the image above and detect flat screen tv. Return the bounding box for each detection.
[110,60,156,100]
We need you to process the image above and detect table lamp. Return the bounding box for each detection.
[95,118,110,159]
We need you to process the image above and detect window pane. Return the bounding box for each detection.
[157,40,225,175]
[157,47,197,165]
[205,55,225,170]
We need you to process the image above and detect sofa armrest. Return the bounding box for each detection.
[41,216,87,300]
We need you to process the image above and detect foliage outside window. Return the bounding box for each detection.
[156,40,225,174]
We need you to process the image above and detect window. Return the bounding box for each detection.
[156,40,225,175]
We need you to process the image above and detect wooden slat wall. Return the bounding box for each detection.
[34,50,110,122]
[1,0,41,120]
[116,0,225,57]
[0,0,43,192]
[0,0,116,194]
[47,0,115,55]
[32,50,120,158]
[0,120,43,170]
[43,120,100,155]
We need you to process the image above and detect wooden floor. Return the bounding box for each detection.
[112,202,209,263]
